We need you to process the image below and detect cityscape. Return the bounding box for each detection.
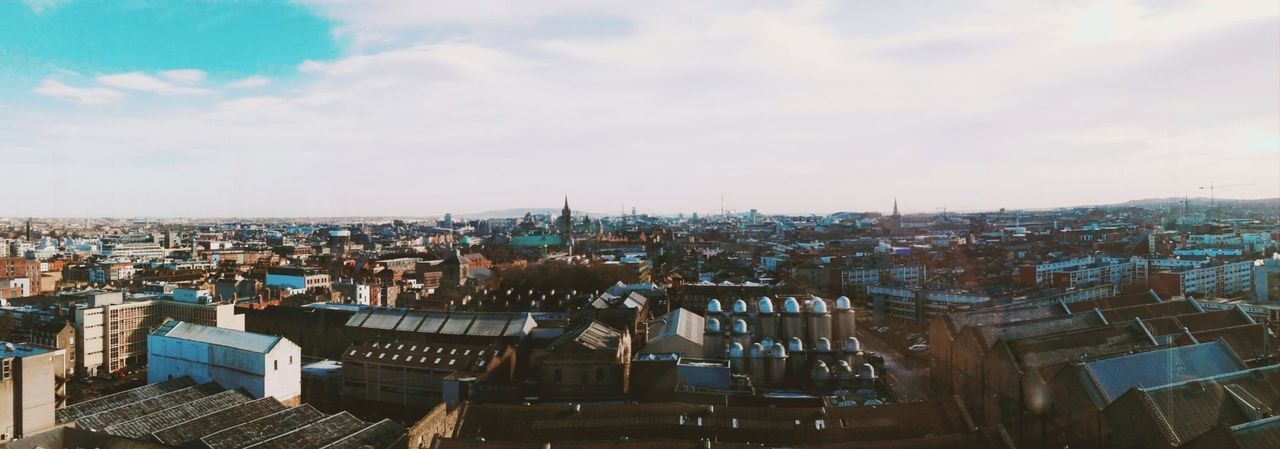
[2,1,1279,449]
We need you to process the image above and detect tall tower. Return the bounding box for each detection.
[560,196,573,255]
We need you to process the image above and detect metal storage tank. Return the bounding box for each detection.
[728,343,745,374]
[786,337,807,384]
[766,343,788,387]
[730,318,752,350]
[858,363,877,385]
[832,296,855,343]
[703,317,725,359]
[811,360,831,385]
[812,337,834,367]
[706,298,724,318]
[731,299,749,316]
[839,337,862,366]
[833,360,855,388]
[780,297,805,344]
[748,343,766,385]
[756,296,779,341]
[806,297,832,349]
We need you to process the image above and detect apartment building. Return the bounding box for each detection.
[865,285,991,322]
[0,343,68,440]
[72,291,245,377]
[1152,260,1255,298]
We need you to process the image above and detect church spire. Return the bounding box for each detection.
[892,198,899,216]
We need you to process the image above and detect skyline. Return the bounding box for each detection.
[2,0,1278,217]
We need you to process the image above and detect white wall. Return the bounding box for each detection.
[147,335,301,402]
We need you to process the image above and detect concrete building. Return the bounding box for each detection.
[0,343,67,441]
[865,285,992,322]
[72,291,245,377]
[265,266,330,291]
[148,320,301,404]
[1255,254,1280,303]
[533,321,631,398]
[1152,260,1254,298]
[341,340,514,420]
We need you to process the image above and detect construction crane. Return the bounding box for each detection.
[1198,182,1249,217]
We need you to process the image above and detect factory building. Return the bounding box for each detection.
[148,320,302,404]
[703,296,867,389]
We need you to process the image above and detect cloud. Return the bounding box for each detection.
[227,75,272,89]
[22,0,70,14]
[159,69,208,85]
[6,0,1279,216]
[96,72,211,95]
[32,79,125,105]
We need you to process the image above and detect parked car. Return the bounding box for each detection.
[908,343,929,352]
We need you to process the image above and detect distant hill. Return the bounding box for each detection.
[1116,197,1279,208]
[460,208,608,219]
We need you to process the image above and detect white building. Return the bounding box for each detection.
[148,320,301,404]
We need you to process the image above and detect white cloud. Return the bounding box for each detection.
[22,0,70,14]
[159,69,208,85]
[96,72,211,95]
[32,79,125,105]
[227,75,272,89]
[6,0,1279,216]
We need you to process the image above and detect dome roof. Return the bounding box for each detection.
[809,297,828,314]
[759,337,774,350]
[706,299,722,313]
[783,297,802,314]
[815,337,832,352]
[844,337,861,352]
[732,299,748,314]
[811,360,831,380]
[788,337,805,352]
[728,342,744,358]
[732,318,749,334]
[706,317,722,333]
[835,296,851,310]
[758,297,775,314]
[749,343,765,358]
[834,360,854,377]
[769,343,787,358]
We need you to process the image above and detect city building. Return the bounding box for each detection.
[265,266,331,291]
[533,320,631,398]
[865,285,992,322]
[148,320,302,404]
[72,291,246,377]
[1254,254,1280,302]
[0,343,67,441]
[1152,260,1255,298]
[340,339,514,420]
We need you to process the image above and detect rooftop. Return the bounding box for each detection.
[152,320,282,354]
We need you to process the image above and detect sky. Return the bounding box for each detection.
[1,0,1277,218]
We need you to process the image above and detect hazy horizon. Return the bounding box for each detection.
[2,1,1277,217]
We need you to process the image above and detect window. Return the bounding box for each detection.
[274,360,278,370]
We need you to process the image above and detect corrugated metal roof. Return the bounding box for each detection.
[344,309,373,327]
[104,389,253,439]
[394,311,427,332]
[360,309,405,330]
[319,419,407,449]
[153,320,282,354]
[151,397,288,447]
[244,411,367,449]
[469,315,509,337]
[439,314,476,335]
[57,377,196,424]
[201,405,327,449]
[417,313,448,333]
[1080,341,1246,407]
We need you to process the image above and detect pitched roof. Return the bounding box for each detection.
[1077,341,1246,408]
[548,321,623,352]
[152,320,282,354]
[973,310,1108,349]
[1115,365,1280,447]
[647,308,704,346]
